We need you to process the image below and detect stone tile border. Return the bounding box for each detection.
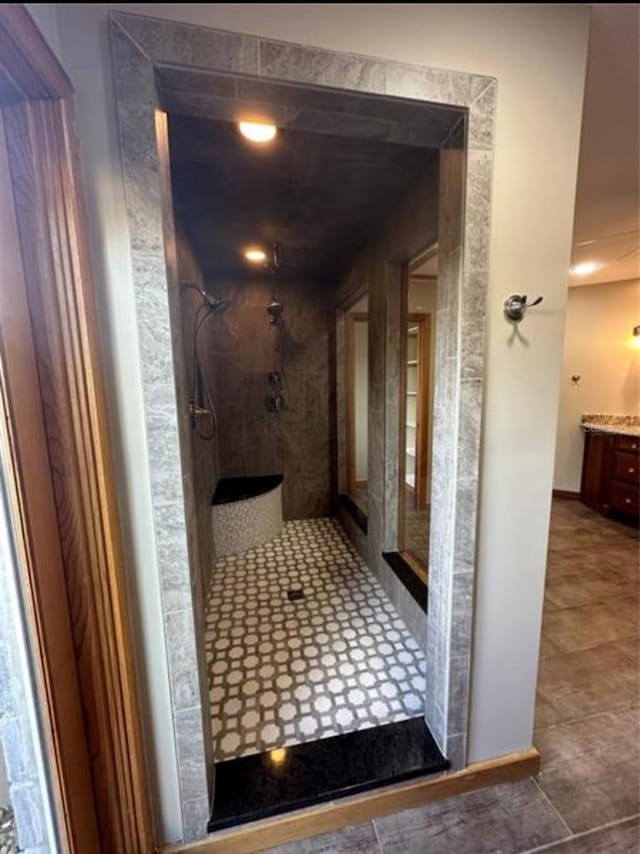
[110,10,495,840]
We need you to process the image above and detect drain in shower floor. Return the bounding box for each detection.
[287,588,305,602]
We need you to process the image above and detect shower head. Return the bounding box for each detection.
[267,298,283,324]
[207,296,230,315]
[181,282,229,315]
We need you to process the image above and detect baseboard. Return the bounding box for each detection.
[552,489,580,500]
[164,748,540,854]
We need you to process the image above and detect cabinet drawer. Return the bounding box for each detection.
[613,452,640,485]
[616,434,640,454]
[609,481,639,518]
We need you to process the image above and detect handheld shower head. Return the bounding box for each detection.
[181,282,229,315]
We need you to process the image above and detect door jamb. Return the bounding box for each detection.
[0,6,153,852]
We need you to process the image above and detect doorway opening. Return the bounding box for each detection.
[110,10,496,841]
[165,105,451,826]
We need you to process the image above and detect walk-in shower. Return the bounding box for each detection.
[108,14,494,835]
[167,103,454,812]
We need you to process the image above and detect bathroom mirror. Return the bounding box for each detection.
[399,250,437,578]
[342,294,369,517]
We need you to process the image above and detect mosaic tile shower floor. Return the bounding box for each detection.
[206,518,427,762]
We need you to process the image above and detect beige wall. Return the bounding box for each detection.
[554,279,640,492]
[27,2,589,841]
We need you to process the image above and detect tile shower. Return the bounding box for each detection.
[168,107,444,767]
[111,10,495,837]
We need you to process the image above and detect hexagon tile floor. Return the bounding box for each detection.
[205,517,427,762]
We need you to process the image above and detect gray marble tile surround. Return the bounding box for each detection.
[110,10,495,841]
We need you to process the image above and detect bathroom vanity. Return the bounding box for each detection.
[580,415,640,526]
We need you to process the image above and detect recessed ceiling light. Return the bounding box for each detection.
[238,121,277,143]
[570,260,600,276]
[244,247,267,264]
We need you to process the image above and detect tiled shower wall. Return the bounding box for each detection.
[170,264,332,520]
[175,231,219,596]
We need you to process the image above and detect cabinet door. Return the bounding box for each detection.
[580,431,613,511]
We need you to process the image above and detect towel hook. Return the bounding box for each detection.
[503,293,543,323]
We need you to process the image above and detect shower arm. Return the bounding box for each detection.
[181,281,210,303]
[180,281,230,315]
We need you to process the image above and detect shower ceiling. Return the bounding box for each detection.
[162,70,462,282]
[169,117,437,281]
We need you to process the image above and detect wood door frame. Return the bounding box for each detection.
[0,6,153,852]
[398,312,431,556]
[0,109,100,854]
[398,260,432,564]
[344,311,369,502]
[403,243,436,516]
[410,312,431,511]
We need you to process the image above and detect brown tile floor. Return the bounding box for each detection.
[265,499,640,853]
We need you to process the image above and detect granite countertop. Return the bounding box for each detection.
[581,414,640,437]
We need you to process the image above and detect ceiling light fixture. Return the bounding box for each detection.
[570,260,600,276]
[244,247,268,265]
[238,120,277,143]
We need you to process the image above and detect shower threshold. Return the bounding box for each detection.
[208,717,448,832]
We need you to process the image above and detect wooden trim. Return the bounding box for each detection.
[345,313,356,496]
[2,86,153,854]
[0,110,100,854]
[411,312,431,511]
[409,273,438,284]
[552,489,580,500]
[397,264,409,551]
[400,549,428,584]
[344,312,368,498]
[164,749,540,854]
[0,5,72,104]
[408,243,438,274]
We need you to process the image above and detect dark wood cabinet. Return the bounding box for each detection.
[580,431,640,526]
